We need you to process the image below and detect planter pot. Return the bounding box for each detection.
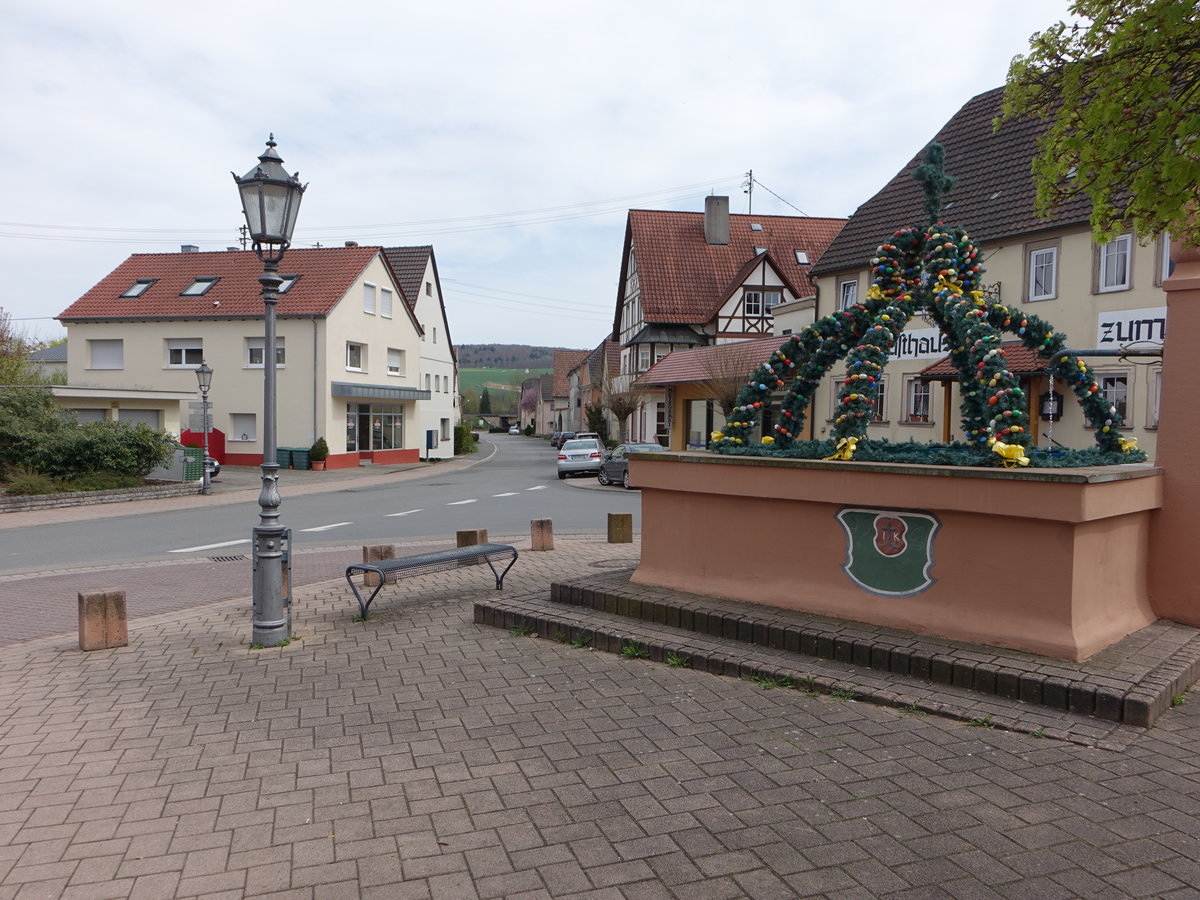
[630,452,1163,661]
[311,459,326,471]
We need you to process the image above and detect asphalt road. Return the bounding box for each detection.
[0,434,641,574]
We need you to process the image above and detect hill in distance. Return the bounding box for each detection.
[456,344,587,369]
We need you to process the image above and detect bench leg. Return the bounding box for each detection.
[484,551,519,589]
[345,569,388,619]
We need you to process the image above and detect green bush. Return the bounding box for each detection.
[66,471,142,492]
[524,423,534,436]
[2,467,62,495]
[309,436,330,461]
[453,422,477,455]
[29,421,176,480]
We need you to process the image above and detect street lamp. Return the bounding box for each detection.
[233,135,307,647]
[195,360,213,495]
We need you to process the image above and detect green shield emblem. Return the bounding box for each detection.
[835,507,940,597]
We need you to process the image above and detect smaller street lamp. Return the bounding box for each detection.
[195,361,213,495]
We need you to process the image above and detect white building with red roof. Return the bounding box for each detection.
[56,244,458,468]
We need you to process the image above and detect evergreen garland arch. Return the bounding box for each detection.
[711,145,1131,463]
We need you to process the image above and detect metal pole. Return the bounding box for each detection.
[200,385,212,495]
[252,259,288,646]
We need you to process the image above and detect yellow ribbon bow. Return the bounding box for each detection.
[824,437,859,461]
[1118,437,1138,453]
[990,438,1030,468]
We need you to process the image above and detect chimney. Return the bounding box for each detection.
[181,244,200,253]
[704,196,729,246]
[344,241,358,248]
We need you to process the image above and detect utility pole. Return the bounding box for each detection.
[743,170,753,214]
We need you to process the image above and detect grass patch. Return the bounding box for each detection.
[830,686,859,702]
[569,631,592,649]
[967,714,995,729]
[666,651,690,668]
[1172,692,1189,708]
[619,641,649,659]
[508,624,535,637]
[744,672,794,690]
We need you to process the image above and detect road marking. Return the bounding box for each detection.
[493,492,519,497]
[301,522,352,532]
[385,509,423,517]
[170,539,251,554]
[446,499,478,506]
[527,485,548,491]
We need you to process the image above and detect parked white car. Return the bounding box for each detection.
[556,438,604,479]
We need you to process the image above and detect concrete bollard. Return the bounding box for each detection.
[531,518,554,551]
[607,513,633,544]
[362,544,395,586]
[78,590,128,651]
[457,528,488,566]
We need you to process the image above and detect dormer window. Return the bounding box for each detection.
[121,279,156,298]
[278,275,299,293]
[181,277,218,296]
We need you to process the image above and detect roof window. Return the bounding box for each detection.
[278,275,299,293]
[749,223,763,232]
[121,278,156,298]
[181,277,218,296]
[794,250,810,265]
[753,246,768,256]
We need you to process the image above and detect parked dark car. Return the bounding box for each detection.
[597,442,666,489]
[550,431,577,449]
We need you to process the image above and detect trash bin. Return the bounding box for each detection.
[291,448,311,470]
[181,446,204,482]
[276,447,293,469]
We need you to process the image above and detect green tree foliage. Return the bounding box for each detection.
[1001,0,1200,246]
[479,387,492,414]
[0,308,41,386]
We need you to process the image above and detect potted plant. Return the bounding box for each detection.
[309,437,329,471]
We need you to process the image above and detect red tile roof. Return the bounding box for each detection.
[59,246,385,321]
[616,209,846,331]
[812,86,1093,276]
[552,348,590,398]
[917,341,1050,379]
[637,335,788,386]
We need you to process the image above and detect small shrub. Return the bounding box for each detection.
[620,641,649,659]
[309,437,329,461]
[3,467,62,495]
[66,470,141,492]
[666,651,690,668]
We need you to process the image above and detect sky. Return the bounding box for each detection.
[0,0,1077,350]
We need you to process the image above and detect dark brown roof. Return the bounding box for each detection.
[811,86,1093,276]
[917,341,1048,380]
[382,246,431,311]
[614,209,846,332]
[638,335,787,386]
[59,246,386,321]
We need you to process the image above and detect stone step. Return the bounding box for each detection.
[475,568,1200,743]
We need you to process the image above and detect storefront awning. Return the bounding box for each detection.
[331,381,430,401]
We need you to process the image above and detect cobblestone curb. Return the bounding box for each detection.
[0,480,200,512]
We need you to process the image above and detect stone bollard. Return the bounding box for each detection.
[362,544,395,586]
[531,518,554,551]
[457,528,488,566]
[607,513,633,544]
[78,590,128,651]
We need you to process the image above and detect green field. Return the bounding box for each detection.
[458,368,550,395]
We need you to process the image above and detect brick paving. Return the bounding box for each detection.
[2,535,1200,897]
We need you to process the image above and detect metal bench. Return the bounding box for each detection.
[345,542,519,619]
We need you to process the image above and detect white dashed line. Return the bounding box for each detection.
[385,509,423,517]
[527,485,548,491]
[446,499,478,506]
[300,522,352,532]
[169,539,251,554]
[492,492,519,497]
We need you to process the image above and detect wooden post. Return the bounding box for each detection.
[362,544,395,586]
[78,590,128,651]
[607,513,633,544]
[531,519,554,551]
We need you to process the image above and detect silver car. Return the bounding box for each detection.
[597,442,665,489]
[556,438,604,479]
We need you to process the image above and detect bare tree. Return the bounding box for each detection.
[601,377,649,442]
[697,347,756,418]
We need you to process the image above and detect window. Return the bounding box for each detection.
[88,339,123,369]
[1151,369,1162,427]
[230,413,257,442]
[794,250,809,265]
[278,275,300,293]
[247,337,286,367]
[181,278,217,296]
[425,374,432,392]
[363,283,377,314]
[380,287,393,318]
[387,347,405,376]
[121,279,155,298]
[166,339,203,368]
[1098,234,1132,292]
[346,342,366,371]
[753,245,768,256]
[432,327,437,343]
[839,279,858,310]
[1157,233,1174,285]
[744,290,763,316]
[441,418,451,441]
[1099,374,1129,420]
[638,345,651,372]
[1029,247,1057,301]
[871,376,888,423]
[764,291,781,312]
[905,378,931,422]
[346,403,404,452]
[425,282,432,296]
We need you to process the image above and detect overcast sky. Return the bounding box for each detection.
[1,0,1075,350]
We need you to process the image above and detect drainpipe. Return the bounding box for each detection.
[312,317,319,442]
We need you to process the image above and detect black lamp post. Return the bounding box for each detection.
[195,360,213,495]
[232,135,307,647]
